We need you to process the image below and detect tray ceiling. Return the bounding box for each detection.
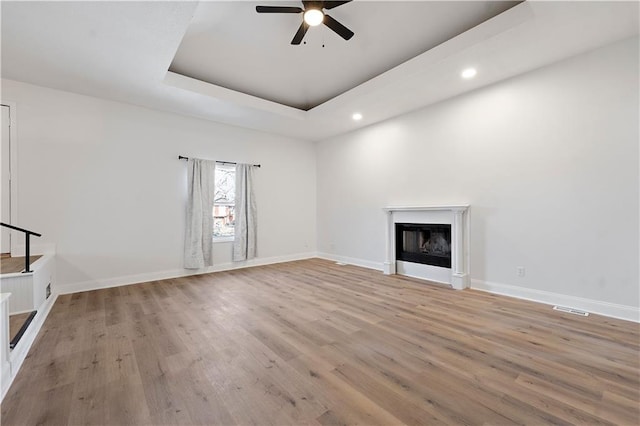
[1,1,638,141]
[169,1,519,110]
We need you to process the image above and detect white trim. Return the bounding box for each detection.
[0,271,32,279]
[57,252,317,295]
[471,279,640,323]
[396,260,451,286]
[0,294,10,401]
[164,71,306,120]
[0,251,51,278]
[1,101,18,255]
[317,255,639,323]
[383,205,470,289]
[382,205,470,213]
[2,292,57,402]
[47,252,640,324]
[316,252,383,271]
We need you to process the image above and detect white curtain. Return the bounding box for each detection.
[233,164,257,261]
[184,158,215,269]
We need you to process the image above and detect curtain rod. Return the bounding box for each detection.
[178,155,261,168]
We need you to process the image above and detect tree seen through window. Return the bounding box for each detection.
[213,165,235,238]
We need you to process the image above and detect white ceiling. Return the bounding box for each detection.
[169,1,519,110]
[1,1,639,142]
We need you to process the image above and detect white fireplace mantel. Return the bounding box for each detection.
[383,205,470,290]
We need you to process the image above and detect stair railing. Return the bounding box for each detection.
[0,223,42,273]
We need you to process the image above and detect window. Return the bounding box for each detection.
[213,164,235,239]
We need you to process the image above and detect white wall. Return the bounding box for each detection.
[2,37,637,319]
[316,37,639,311]
[2,79,317,291]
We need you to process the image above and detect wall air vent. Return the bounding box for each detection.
[553,305,589,316]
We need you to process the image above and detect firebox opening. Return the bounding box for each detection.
[395,223,452,268]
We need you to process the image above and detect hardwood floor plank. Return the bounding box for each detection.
[331,362,450,425]
[288,354,405,426]
[103,377,153,425]
[167,365,235,426]
[104,295,125,326]
[27,383,75,426]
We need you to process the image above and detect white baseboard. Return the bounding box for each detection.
[0,360,9,401]
[471,279,640,323]
[53,253,640,324]
[2,292,58,402]
[316,255,639,323]
[316,252,383,271]
[56,252,317,295]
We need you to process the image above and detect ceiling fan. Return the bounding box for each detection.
[256,1,354,45]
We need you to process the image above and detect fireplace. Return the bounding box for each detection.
[395,223,452,268]
[383,205,469,289]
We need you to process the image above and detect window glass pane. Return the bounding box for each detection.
[213,205,235,237]
[213,165,235,238]
[215,166,235,204]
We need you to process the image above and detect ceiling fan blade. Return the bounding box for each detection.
[323,1,352,10]
[291,21,310,45]
[323,14,354,40]
[256,6,303,13]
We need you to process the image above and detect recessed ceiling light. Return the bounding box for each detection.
[461,68,477,79]
[352,113,363,121]
[303,9,324,26]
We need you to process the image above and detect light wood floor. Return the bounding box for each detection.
[0,255,42,274]
[1,259,638,425]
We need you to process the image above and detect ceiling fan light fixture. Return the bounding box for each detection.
[303,9,324,26]
[256,1,353,44]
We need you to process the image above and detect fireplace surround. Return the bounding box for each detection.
[383,205,469,289]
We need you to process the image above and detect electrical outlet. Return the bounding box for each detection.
[517,267,525,277]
